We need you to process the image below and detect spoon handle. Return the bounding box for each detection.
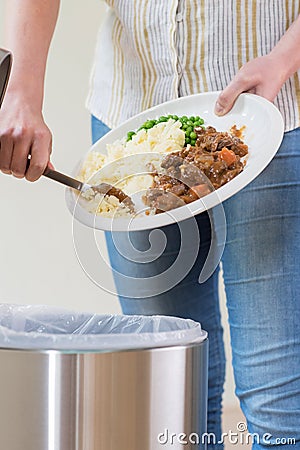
[43,167,86,192]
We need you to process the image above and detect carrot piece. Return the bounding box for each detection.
[191,184,211,198]
[219,147,237,166]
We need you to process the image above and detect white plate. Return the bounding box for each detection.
[66,92,284,231]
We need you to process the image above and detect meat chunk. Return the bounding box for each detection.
[144,125,248,214]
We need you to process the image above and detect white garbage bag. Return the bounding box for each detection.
[0,304,207,351]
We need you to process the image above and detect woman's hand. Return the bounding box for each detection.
[0,0,60,181]
[0,92,52,182]
[215,54,287,116]
[215,15,300,115]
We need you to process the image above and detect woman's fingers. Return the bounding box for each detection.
[10,128,33,178]
[47,161,55,170]
[25,128,52,182]
[0,132,14,174]
[0,119,52,181]
[215,82,244,116]
[0,97,53,182]
[215,71,255,116]
[214,55,285,116]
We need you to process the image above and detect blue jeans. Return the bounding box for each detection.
[92,116,300,449]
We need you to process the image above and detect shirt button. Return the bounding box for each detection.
[176,12,183,22]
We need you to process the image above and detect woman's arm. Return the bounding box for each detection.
[215,15,300,115]
[0,0,60,181]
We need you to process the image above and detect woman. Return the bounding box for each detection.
[1,1,299,448]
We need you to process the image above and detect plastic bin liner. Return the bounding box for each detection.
[0,304,207,352]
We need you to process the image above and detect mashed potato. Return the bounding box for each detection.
[78,119,185,217]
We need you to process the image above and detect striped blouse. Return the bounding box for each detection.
[86,0,300,131]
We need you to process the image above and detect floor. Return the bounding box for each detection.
[222,407,251,449]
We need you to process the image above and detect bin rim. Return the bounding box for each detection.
[0,338,208,355]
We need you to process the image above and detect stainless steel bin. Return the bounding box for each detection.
[0,305,208,450]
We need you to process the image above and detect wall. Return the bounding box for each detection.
[0,0,118,312]
[0,0,238,409]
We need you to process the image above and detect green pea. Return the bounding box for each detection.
[190,131,197,140]
[185,137,191,144]
[182,124,188,130]
[186,126,193,135]
[198,118,204,125]
[190,139,196,146]
[195,116,200,121]
[189,116,195,121]
[158,116,168,122]
[145,120,155,129]
[181,116,188,122]
[194,121,201,127]
[186,120,194,127]
[172,115,179,120]
[127,131,135,139]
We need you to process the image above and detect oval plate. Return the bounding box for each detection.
[66,92,284,231]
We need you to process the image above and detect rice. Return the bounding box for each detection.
[80,189,132,218]
[78,119,185,217]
